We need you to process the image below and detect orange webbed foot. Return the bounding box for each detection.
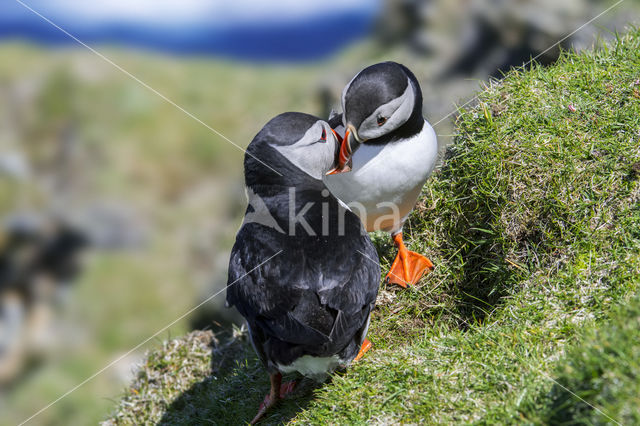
[354,338,372,362]
[385,233,434,288]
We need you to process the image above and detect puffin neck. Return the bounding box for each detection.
[243,144,348,236]
[244,145,326,197]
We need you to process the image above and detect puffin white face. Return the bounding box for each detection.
[270,120,338,180]
[350,79,415,141]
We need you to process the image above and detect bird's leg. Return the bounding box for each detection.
[354,338,372,362]
[251,373,281,424]
[251,373,297,425]
[385,232,434,288]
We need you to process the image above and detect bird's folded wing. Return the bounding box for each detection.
[256,311,330,346]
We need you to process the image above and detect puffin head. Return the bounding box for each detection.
[329,61,424,174]
[245,112,343,188]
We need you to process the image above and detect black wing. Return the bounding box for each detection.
[226,219,379,366]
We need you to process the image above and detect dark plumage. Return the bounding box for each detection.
[225,112,380,423]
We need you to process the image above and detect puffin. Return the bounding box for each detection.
[226,112,380,424]
[324,61,438,288]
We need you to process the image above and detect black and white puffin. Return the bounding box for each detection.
[324,61,438,288]
[226,112,380,424]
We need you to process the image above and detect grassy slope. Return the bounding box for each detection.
[105,29,640,424]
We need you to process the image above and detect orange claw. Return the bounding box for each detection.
[385,233,434,288]
[354,338,372,362]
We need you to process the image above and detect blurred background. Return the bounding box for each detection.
[0,0,638,424]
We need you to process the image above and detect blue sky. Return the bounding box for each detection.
[3,0,379,26]
[0,0,382,60]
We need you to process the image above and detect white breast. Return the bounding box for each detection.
[323,121,438,233]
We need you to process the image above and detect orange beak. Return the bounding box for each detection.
[326,128,353,175]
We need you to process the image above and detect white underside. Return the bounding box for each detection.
[276,312,372,381]
[247,324,346,381]
[277,355,344,380]
[324,121,438,233]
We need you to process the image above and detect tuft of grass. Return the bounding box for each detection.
[103,329,242,425]
[105,28,640,424]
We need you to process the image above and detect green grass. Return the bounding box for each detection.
[524,293,640,425]
[105,29,640,424]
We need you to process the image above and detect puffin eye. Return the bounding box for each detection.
[320,128,327,141]
[377,116,387,126]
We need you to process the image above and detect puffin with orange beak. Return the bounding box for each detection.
[227,112,380,424]
[324,62,438,288]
